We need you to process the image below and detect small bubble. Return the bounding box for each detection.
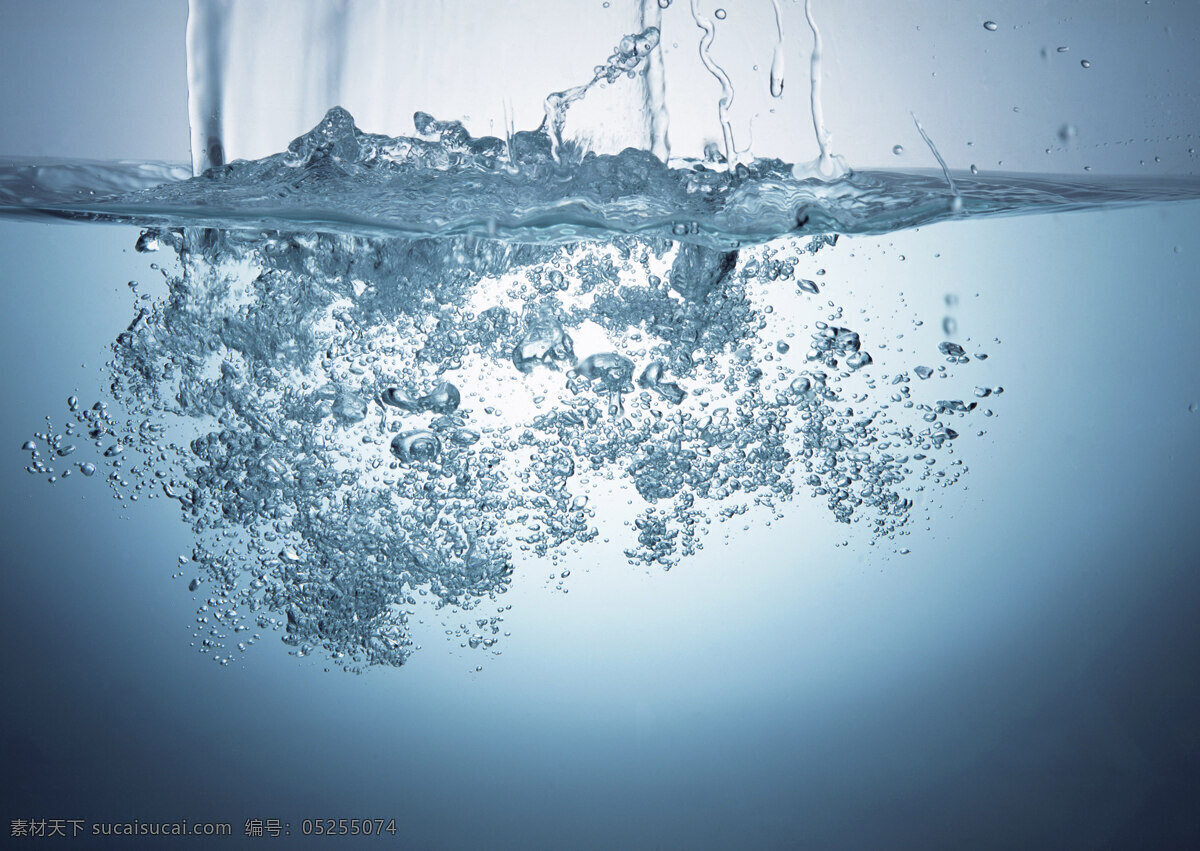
[1057,46,1069,52]
[1080,59,1091,68]
[892,144,904,156]
[970,164,979,175]
[658,0,671,7]
[714,8,726,19]
[983,21,998,31]
[1058,123,1077,143]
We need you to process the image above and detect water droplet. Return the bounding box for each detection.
[380,387,422,412]
[21,440,36,451]
[390,430,441,463]
[776,341,790,354]
[658,0,672,8]
[892,144,904,156]
[1057,45,1069,52]
[846,351,873,370]
[913,366,934,380]
[769,45,785,98]
[188,578,201,592]
[134,230,160,253]
[1080,59,1091,68]
[797,279,820,295]
[714,8,727,20]
[420,381,461,414]
[78,462,96,477]
[983,21,998,31]
[970,164,979,175]
[450,428,481,446]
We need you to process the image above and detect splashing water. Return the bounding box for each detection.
[8,6,1200,672]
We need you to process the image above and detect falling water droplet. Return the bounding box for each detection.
[983,21,998,31]
[769,46,785,98]
[1080,59,1091,68]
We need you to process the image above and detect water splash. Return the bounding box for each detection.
[10,8,1200,675]
[641,0,672,162]
[541,27,662,161]
[803,0,840,177]
[769,0,786,98]
[17,105,1002,669]
[911,112,961,210]
[690,0,738,166]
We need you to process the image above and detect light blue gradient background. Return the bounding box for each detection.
[2,2,1199,848]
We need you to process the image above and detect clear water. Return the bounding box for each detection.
[5,11,1198,670]
[3,1,1199,846]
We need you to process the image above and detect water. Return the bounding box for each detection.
[13,102,1195,669]
[3,1,1199,846]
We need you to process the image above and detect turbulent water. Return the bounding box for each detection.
[8,19,1200,671]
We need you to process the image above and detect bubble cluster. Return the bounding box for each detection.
[20,106,1001,671]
